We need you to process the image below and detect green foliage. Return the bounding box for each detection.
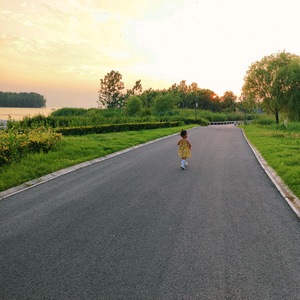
[0,127,62,166]
[220,91,237,110]
[243,50,300,124]
[55,122,180,136]
[51,107,88,116]
[0,91,46,108]
[251,118,276,126]
[139,88,160,107]
[126,96,142,116]
[269,122,300,132]
[7,108,254,131]
[152,93,178,112]
[140,108,152,117]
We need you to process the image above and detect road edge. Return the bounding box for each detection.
[241,127,300,218]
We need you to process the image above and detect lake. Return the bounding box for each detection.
[0,107,62,121]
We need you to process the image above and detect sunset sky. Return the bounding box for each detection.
[1,0,300,108]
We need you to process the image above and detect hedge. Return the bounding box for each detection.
[55,119,208,136]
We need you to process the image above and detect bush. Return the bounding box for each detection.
[152,94,176,113]
[140,108,152,117]
[0,127,63,166]
[51,107,89,117]
[126,96,142,116]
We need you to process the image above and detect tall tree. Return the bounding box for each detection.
[220,91,237,110]
[178,80,188,108]
[98,70,127,109]
[188,82,199,93]
[127,79,143,97]
[278,59,300,121]
[242,51,300,123]
[139,88,159,108]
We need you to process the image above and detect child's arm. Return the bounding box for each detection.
[177,138,182,145]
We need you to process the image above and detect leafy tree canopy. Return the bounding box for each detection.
[97,70,127,109]
[242,50,300,123]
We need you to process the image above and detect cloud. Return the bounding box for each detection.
[1,0,300,107]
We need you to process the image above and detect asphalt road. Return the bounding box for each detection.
[1,126,300,299]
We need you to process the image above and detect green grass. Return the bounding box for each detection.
[241,124,300,199]
[0,125,196,192]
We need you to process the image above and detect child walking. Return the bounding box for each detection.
[177,129,191,170]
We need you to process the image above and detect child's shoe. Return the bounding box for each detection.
[181,166,185,170]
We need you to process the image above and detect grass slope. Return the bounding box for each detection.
[241,125,300,199]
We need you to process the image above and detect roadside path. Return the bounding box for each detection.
[1,126,300,299]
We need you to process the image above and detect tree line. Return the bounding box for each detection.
[99,50,300,123]
[0,92,47,108]
[97,70,238,115]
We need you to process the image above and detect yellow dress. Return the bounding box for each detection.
[178,139,191,159]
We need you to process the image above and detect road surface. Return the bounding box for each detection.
[1,125,300,299]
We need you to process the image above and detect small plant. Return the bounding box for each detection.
[0,127,63,167]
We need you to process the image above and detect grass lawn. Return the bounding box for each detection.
[241,125,300,199]
[0,125,197,192]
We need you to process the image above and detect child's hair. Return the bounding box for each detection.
[180,129,187,137]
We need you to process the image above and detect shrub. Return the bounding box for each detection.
[152,94,176,113]
[126,96,142,116]
[140,108,152,117]
[0,127,63,166]
[51,107,88,117]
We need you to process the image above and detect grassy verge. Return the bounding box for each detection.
[0,125,196,192]
[241,124,300,199]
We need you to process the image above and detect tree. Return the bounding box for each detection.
[152,93,178,113]
[278,59,300,121]
[220,91,237,110]
[97,70,127,109]
[242,50,300,124]
[178,80,188,108]
[139,88,160,108]
[126,96,142,116]
[127,79,142,97]
[188,82,199,93]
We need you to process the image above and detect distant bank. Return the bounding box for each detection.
[0,107,62,121]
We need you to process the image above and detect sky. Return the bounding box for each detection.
[1,0,300,108]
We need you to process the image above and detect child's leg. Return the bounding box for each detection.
[181,157,186,169]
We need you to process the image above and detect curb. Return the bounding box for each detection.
[0,127,198,200]
[241,128,300,218]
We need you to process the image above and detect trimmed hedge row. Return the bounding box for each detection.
[55,122,180,136]
[55,119,208,136]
